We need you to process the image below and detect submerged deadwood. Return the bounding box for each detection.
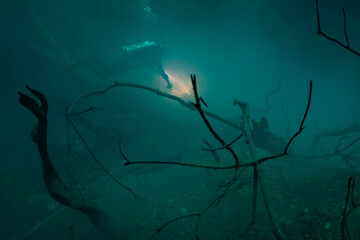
[18,86,121,239]
[315,0,360,57]
[125,77,312,240]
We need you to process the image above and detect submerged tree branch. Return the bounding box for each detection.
[255,80,312,164]
[315,0,360,57]
[340,176,359,240]
[117,77,312,239]
[201,134,243,152]
[66,72,312,239]
[124,80,313,171]
[190,74,239,168]
[67,117,140,199]
[235,98,284,240]
[201,138,221,163]
[68,81,241,130]
[148,167,247,240]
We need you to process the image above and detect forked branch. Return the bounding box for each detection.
[315,0,360,57]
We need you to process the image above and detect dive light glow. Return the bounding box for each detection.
[167,72,192,98]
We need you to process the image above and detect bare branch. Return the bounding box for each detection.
[190,74,240,168]
[149,167,246,240]
[67,117,140,199]
[119,139,130,164]
[315,0,360,57]
[149,214,200,240]
[342,8,350,48]
[234,94,285,239]
[341,177,356,240]
[256,80,312,164]
[191,74,225,146]
[69,106,102,117]
[125,80,313,170]
[201,134,243,152]
[68,81,241,130]
[252,77,283,113]
[201,138,221,163]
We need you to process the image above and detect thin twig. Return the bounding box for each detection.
[119,139,130,164]
[126,80,312,170]
[256,80,312,164]
[201,138,221,163]
[149,167,246,240]
[191,74,239,168]
[315,0,360,57]
[201,134,243,152]
[292,136,360,170]
[191,74,225,146]
[234,96,284,239]
[69,106,102,117]
[252,77,283,113]
[149,214,200,240]
[68,81,241,130]
[343,8,350,48]
[341,177,355,240]
[67,117,140,199]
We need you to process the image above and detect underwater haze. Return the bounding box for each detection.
[1,0,360,239]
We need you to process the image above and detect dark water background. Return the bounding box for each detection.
[1,0,360,239]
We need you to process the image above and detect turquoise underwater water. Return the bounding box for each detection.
[1,0,360,239]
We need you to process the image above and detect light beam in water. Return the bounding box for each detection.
[166,72,192,98]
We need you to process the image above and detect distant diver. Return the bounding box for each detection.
[71,41,172,89]
[18,86,121,239]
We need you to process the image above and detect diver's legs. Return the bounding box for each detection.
[157,64,172,89]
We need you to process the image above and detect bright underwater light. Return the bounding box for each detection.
[166,72,192,98]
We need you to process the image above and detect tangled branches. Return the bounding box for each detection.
[35,74,312,239]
